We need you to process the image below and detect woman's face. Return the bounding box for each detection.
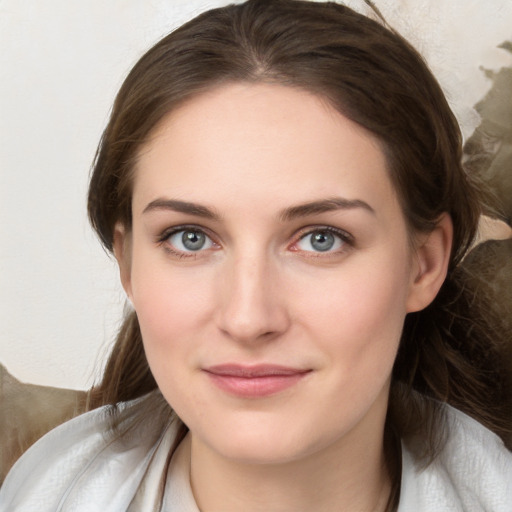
[118,83,433,464]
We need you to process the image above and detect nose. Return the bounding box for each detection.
[215,251,290,345]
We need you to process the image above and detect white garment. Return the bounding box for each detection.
[398,407,512,511]
[1,397,511,511]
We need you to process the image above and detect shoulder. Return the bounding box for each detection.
[399,404,512,512]
[0,394,177,512]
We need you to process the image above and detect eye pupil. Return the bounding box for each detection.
[182,230,206,250]
[311,231,335,251]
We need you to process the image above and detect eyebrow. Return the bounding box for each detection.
[143,199,220,220]
[279,197,375,221]
[142,196,374,221]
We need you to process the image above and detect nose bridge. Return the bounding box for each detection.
[216,245,288,343]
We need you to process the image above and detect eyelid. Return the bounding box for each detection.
[288,225,354,253]
[155,223,353,258]
[156,224,220,256]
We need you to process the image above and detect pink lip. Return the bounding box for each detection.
[203,364,311,398]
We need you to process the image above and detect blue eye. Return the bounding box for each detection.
[167,229,214,252]
[296,229,347,253]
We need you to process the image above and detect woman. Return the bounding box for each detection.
[1,1,511,510]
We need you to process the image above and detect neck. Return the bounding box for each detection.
[189,411,394,512]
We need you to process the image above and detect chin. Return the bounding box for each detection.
[211,435,311,465]
[192,411,349,466]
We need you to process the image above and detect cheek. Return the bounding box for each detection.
[130,264,217,415]
[292,252,411,372]
[129,258,215,367]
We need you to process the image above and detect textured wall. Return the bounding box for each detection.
[1,0,511,390]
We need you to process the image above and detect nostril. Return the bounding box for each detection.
[217,313,288,344]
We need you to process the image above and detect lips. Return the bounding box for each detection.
[203,364,311,398]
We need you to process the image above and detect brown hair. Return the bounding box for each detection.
[87,0,511,472]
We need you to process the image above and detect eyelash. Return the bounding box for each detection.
[156,225,219,259]
[290,225,354,257]
[156,224,354,259]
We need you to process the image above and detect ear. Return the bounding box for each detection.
[406,214,453,313]
[113,222,133,300]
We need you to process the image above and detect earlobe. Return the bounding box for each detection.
[406,214,453,313]
[113,222,133,300]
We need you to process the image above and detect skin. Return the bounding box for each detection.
[115,83,452,512]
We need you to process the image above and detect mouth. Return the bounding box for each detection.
[202,364,311,398]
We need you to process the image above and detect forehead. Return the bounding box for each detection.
[132,83,399,219]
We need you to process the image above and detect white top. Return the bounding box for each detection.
[1,397,511,511]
